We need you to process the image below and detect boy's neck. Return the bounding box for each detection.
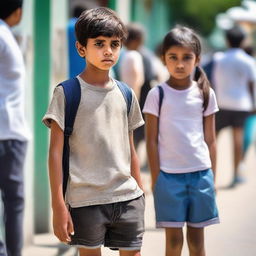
[79,69,111,87]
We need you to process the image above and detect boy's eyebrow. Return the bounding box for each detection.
[94,39,105,42]
[93,38,121,43]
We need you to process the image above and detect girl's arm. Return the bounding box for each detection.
[129,131,144,190]
[145,113,160,189]
[48,120,74,242]
[203,114,217,181]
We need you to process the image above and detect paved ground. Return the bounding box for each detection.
[23,128,256,255]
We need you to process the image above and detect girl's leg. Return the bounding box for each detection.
[119,250,141,256]
[186,226,205,256]
[165,228,183,256]
[79,247,101,256]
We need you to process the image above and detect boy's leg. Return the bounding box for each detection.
[104,196,145,252]
[186,226,205,256]
[119,250,141,256]
[79,247,101,256]
[165,228,183,256]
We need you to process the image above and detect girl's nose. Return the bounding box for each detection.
[176,61,184,68]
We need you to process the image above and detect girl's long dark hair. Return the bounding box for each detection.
[162,26,210,111]
[194,66,210,110]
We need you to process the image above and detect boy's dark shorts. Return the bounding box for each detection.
[69,195,145,251]
[216,109,250,132]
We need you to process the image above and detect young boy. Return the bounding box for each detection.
[42,7,145,256]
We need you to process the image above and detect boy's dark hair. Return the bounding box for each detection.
[75,7,127,46]
[125,23,145,45]
[225,26,246,48]
[0,0,23,19]
[162,25,210,111]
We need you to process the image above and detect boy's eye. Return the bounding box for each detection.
[111,41,120,48]
[95,42,103,47]
[169,56,177,60]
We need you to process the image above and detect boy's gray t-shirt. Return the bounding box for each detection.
[43,77,144,207]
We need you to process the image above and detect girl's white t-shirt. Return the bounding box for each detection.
[143,82,219,174]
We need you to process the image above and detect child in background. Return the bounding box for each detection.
[43,7,145,256]
[143,26,219,256]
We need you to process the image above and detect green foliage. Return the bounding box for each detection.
[166,0,241,36]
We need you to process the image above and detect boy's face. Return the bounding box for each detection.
[76,36,121,71]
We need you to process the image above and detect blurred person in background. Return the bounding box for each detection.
[242,46,256,161]
[120,23,160,151]
[0,0,30,255]
[67,5,86,78]
[212,26,256,187]
[120,23,145,100]
[153,42,170,84]
[119,23,145,151]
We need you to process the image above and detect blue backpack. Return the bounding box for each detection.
[157,85,164,116]
[58,77,132,196]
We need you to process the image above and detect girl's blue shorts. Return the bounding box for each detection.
[153,169,219,228]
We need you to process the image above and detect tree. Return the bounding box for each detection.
[167,0,241,36]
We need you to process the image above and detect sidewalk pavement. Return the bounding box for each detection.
[23,128,256,256]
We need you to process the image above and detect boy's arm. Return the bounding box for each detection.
[48,120,74,242]
[144,113,160,190]
[203,114,217,181]
[129,131,144,191]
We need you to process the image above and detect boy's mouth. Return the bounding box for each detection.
[102,59,113,63]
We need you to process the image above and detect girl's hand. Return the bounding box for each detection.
[151,179,157,191]
[151,172,160,191]
[52,205,74,243]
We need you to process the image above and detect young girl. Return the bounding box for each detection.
[143,26,219,256]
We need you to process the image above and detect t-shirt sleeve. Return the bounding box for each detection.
[128,90,144,131]
[203,88,219,117]
[42,86,65,130]
[142,86,160,117]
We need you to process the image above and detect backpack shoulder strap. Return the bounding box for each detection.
[157,85,164,116]
[58,77,81,136]
[58,77,81,196]
[114,79,132,115]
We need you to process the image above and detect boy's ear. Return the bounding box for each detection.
[76,41,86,58]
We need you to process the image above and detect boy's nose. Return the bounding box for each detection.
[104,47,112,56]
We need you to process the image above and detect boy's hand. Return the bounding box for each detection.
[52,205,74,243]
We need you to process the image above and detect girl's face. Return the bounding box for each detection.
[76,36,121,71]
[163,45,199,80]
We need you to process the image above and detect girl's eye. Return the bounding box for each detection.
[183,56,193,61]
